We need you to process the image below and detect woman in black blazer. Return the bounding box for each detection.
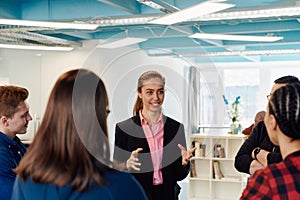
[113,71,195,200]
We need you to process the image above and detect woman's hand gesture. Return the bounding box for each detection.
[178,144,196,166]
[126,148,143,171]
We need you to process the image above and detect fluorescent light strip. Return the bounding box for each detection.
[197,6,300,21]
[0,19,98,30]
[94,16,157,26]
[0,44,73,51]
[148,49,300,57]
[97,37,148,49]
[199,49,300,56]
[190,33,283,42]
[149,2,235,25]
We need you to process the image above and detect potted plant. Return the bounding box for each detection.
[223,95,242,134]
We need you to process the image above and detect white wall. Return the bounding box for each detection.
[0,50,41,140]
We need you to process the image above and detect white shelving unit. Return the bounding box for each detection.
[189,133,248,200]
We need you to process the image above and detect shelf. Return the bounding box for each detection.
[212,182,243,200]
[212,176,243,183]
[189,180,210,200]
[190,177,210,181]
[211,157,235,161]
[189,198,210,200]
[189,133,246,200]
[190,133,246,139]
[191,156,210,160]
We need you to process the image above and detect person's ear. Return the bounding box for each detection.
[0,116,9,126]
[270,115,278,130]
[138,92,142,99]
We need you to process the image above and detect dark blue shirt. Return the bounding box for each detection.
[12,171,147,200]
[0,132,27,200]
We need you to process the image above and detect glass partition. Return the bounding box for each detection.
[0,49,41,142]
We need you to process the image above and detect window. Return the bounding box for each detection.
[222,68,260,127]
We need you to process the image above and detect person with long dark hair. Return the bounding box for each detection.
[12,69,146,200]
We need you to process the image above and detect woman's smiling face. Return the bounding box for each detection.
[138,77,165,113]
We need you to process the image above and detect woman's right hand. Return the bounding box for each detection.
[126,148,143,171]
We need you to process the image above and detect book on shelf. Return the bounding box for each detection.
[199,144,206,157]
[192,141,206,157]
[213,144,225,158]
[191,141,196,156]
[190,160,197,177]
[213,160,224,179]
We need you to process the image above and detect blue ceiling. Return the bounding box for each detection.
[1,0,300,62]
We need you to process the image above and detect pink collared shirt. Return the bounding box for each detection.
[140,111,164,185]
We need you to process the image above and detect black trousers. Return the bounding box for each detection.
[152,184,164,200]
[152,184,181,200]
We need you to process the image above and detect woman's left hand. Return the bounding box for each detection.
[178,144,196,166]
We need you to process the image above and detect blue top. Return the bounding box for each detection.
[12,171,147,200]
[0,132,27,200]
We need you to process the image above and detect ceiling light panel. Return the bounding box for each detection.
[149,1,235,25]
[0,44,73,51]
[148,49,300,57]
[0,19,98,30]
[97,37,148,48]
